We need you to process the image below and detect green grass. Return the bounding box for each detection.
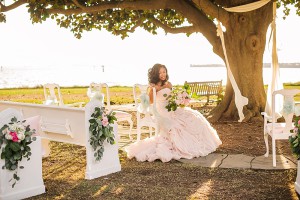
[1,84,300,104]
[0,86,134,105]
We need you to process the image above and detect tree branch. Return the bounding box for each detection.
[72,0,85,10]
[192,0,229,27]
[169,0,224,58]
[0,0,27,12]
[46,0,168,15]
[115,19,144,35]
[150,18,197,34]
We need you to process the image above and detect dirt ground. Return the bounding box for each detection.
[26,105,299,200]
[2,88,299,199]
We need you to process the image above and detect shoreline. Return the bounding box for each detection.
[1,81,300,90]
[190,62,300,68]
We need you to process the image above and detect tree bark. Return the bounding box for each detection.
[207,2,273,122]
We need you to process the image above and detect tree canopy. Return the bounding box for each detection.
[1,0,299,122]
[1,0,299,65]
[0,1,298,39]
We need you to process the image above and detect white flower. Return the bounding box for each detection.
[17,123,25,132]
[17,132,25,141]
[2,127,9,135]
[9,123,18,131]
[5,133,13,140]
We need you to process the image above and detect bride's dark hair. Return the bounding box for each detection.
[148,63,169,86]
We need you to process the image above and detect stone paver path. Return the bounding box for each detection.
[118,125,297,170]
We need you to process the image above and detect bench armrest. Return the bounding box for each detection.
[261,112,272,121]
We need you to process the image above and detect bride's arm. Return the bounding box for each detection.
[148,84,155,104]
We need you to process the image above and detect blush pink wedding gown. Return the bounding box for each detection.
[125,88,222,162]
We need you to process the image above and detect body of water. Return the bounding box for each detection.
[0,64,299,88]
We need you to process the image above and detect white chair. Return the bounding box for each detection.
[42,83,85,157]
[261,89,300,167]
[133,84,159,141]
[43,83,85,107]
[88,82,133,140]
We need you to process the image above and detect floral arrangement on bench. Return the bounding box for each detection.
[289,115,300,160]
[0,117,36,187]
[89,107,117,161]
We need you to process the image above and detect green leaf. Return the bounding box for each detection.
[25,136,31,142]
[25,146,31,152]
[13,153,21,160]
[11,165,17,170]
[11,117,17,123]
[10,143,21,152]
[293,142,298,147]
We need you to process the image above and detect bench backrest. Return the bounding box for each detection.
[0,101,86,146]
[185,80,223,96]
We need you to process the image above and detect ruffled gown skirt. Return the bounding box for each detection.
[126,88,222,162]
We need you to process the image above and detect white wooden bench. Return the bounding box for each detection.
[0,100,121,181]
[184,80,223,104]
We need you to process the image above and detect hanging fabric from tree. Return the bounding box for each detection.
[216,0,281,121]
[216,22,248,122]
[224,0,270,12]
[264,2,283,119]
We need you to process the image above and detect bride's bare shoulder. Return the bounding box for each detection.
[166,81,172,88]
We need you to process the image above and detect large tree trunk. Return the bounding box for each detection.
[208,3,273,122]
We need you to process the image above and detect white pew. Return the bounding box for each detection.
[0,100,121,180]
[0,108,45,200]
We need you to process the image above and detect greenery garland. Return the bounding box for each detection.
[0,117,36,188]
[89,106,117,161]
[289,116,300,160]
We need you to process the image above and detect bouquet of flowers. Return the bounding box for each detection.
[0,117,36,188]
[89,106,117,161]
[289,116,300,160]
[164,84,191,112]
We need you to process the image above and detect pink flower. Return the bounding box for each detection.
[181,91,188,98]
[298,120,300,126]
[102,116,109,127]
[9,131,19,142]
[183,98,190,105]
[175,99,181,105]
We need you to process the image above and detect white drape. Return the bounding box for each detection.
[265,2,283,118]
[224,0,271,13]
[216,22,248,122]
[216,0,281,121]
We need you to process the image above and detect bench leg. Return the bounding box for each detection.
[41,138,51,157]
[127,118,133,141]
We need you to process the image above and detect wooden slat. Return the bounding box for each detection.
[185,80,223,103]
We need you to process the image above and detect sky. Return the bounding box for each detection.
[0,4,300,69]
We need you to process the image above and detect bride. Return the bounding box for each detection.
[126,63,222,162]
